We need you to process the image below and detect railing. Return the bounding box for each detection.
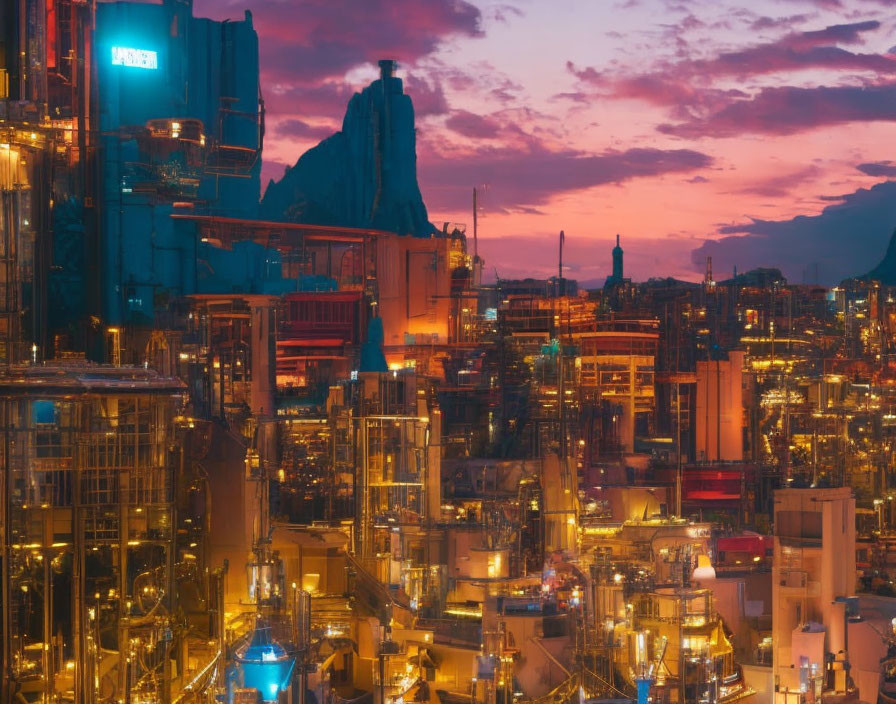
[527,667,634,704]
[415,618,481,648]
[529,673,579,704]
[333,691,374,704]
[581,666,634,700]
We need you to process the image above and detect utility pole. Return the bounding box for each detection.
[559,230,564,283]
[473,187,478,261]
[676,380,682,517]
[472,187,480,287]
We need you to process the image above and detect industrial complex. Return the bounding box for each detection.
[3,2,896,704]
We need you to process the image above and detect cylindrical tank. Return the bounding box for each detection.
[230,616,296,703]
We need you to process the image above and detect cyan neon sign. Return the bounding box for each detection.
[111,46,158,70]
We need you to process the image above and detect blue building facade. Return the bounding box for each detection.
[95,0,263,325]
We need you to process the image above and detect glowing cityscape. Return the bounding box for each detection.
[2,2,896,704]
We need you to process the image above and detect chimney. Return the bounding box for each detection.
[378,59,396,81]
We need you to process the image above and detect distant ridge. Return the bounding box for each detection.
[860,227,896,284]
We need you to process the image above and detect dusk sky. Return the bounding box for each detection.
[195,0,896,285]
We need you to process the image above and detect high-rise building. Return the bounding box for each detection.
[94,0,263,328]
[612,234,624,282]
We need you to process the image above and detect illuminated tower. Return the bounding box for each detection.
[612,234,624,281]
[94,0,263,329]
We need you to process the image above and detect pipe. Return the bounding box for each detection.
[1,403,10,702]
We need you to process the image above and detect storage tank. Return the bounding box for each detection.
[230,617,296,703]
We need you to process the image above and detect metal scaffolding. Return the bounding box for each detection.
[0,363,190,703]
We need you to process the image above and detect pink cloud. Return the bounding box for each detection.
[196,0,482,85]
[404,74,450,117]
[273,118,336,141]
[658,82,896,137]
[264,81,357,119]
[418,139,712,212]
[569,20,892,104]
[445,110,502,139]
[567,19,896,139]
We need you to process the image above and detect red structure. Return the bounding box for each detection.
[277,291,366,398]
[282,291,365,345]
[681,465,755,508]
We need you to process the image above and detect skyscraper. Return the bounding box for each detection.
[613,234,624,282]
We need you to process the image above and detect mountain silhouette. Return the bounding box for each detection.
[861,227,896,284]
[261,60,435,237]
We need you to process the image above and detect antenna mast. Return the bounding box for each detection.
[473,187,478,262]
[559,230,565,282]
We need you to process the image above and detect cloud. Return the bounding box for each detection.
[421,60,524,105]
[195,0,482,133]
[568,19,896,138]
[750,14,811,31]
[485,4,524,23]
[196,0,482,83]
[569,20,889,101]
[731,166,821,198]
[445,110,502,138]
[695,42,896,78]
[691,181,896,283]
[777,0,896,8]
[857,161,896,177]
[658,82,896,137]
[418,140,712,213]
[264,81,358,119]
[274,119,335,141]
[404,75,450,117]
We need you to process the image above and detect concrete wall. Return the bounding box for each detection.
[696,351,744,462]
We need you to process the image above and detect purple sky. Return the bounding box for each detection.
[194,0,896,285]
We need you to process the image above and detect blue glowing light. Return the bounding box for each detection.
[111,46,158,69]
[32,400,57,425]
[231,619,296,702]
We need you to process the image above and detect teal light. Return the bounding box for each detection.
[111,46,158,69]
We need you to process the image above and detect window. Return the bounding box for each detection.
[32,400,57,425]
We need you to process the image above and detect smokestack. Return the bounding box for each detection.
[378,59,396,81]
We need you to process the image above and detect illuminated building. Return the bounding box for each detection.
[0,363,227,703]
[772,487,859,704]
[584,519,750,704]
[176,293,277,424]
[329,369,441,587]
[575,322,658,455]
[94,0,263,330]
[9,1,896,703]
[0,0,95,362]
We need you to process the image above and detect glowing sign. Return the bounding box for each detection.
[111,46,158,70]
